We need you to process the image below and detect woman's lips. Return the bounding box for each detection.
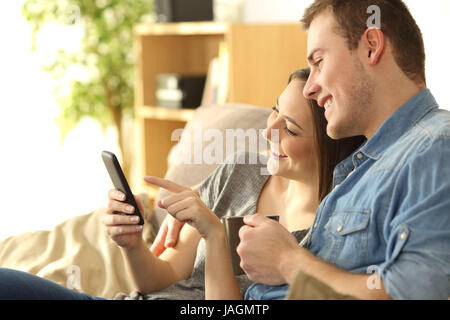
[271,151,288,160]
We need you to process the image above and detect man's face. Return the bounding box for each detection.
[303,9,375,139]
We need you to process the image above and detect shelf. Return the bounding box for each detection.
[133,22,308,199]
[134,22,228,36]
[136,106,196,122]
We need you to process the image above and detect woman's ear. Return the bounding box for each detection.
[363,27,385,65]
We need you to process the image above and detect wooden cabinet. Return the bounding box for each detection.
[133,22,307,196]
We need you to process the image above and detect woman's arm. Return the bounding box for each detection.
[145,176,242,300]
[103,189,201,294]
[204,228,242,300]
[120,224,201,294]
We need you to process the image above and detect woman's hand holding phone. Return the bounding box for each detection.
[102,189,144,250]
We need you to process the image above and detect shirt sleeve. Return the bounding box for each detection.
[378,136,450,300]
[196,153,238,212]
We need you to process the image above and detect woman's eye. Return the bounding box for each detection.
[284,127,297,136]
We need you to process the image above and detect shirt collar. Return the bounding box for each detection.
[359,88,438,160]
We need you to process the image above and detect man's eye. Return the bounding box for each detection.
[314,59,323,67]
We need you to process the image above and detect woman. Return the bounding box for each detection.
[0,68,364,299]
[104,68,365,300]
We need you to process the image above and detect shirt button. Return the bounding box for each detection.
[356,153,364,159]
[336,225,343,232]
[400,232,407,240]
[314,222,318,229]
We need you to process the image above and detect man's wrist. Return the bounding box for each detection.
[279,246,308,285]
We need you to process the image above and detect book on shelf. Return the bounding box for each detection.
[201,40,229,106]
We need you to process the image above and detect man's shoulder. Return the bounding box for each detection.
[374,108,450,173]
[416,108,450,139]
[395,107,450,154]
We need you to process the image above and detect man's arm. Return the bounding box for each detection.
[238,214,391,300]
[279,245,391,300]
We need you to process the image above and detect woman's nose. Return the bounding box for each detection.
[263,127,280,144]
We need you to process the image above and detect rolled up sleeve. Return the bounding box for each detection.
[379,137,450,300]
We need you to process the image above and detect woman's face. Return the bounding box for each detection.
[265,78,317,181]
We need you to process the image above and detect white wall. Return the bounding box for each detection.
[0,1,118,241]
[404,0,450,110]
[242,0,450,110]
[243,0,312,22]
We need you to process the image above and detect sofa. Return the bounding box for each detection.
[0,103,351,299]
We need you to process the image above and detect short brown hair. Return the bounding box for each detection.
[301,0,426,85]
[289,68,366,201]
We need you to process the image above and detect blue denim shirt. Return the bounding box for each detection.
[246,89,450,300]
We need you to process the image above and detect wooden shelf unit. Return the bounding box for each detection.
[133,22,307,194]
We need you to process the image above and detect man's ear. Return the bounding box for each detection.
[362,27,385,65]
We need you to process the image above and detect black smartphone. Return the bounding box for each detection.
[101,150,144,225]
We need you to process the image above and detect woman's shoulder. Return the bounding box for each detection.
[220,151,270,185]
[197,151,269,196]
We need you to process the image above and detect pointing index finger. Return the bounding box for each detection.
[144,176,189,193]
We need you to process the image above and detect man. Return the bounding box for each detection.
[152,0,450,299]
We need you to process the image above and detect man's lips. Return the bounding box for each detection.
[324,97,333,111]
[319,95,333,120]
[318,95,333,108]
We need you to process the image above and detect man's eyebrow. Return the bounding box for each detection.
[276,97,304,131]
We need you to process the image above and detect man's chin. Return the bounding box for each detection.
[326,125,341,140]
[326,124,350,140]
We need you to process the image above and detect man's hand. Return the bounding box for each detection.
[237,214,300,285]
[238,215,392,299]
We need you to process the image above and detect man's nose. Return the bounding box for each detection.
[303,76,320,100]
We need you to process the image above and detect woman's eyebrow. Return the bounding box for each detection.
[276,97,304,131]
